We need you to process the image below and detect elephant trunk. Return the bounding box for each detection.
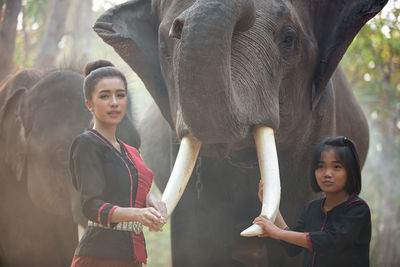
[165,1,282,228]
[176,0,255,143]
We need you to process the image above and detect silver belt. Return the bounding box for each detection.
[88,220,143,235]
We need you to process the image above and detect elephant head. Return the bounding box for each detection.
[95,0,386,229]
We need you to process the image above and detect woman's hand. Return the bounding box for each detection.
[111,206,166,232]
[146,193,168,221]
[253,215,282,239]
[257,180,288,230]
[134,207,165,232]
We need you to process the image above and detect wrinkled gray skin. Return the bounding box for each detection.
[0,69,140,266]
[95,0,387,266]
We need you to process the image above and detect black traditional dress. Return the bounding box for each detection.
[281,195,371,267]
[69,129,153,265]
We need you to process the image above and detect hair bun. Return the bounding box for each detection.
[83,59,115,77]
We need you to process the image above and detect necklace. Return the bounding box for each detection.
[113,140,121,152]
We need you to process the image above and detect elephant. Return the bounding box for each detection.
[94,0,387,266]
[0,69,140,266]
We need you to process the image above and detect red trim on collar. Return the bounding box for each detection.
[345,196,366,208]
[321,194,356,213]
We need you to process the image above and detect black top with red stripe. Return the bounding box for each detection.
[281,195,371,267]
[69,129,153,263]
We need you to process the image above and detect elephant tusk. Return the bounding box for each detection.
[161,134,202,217]
[240,126,281,237]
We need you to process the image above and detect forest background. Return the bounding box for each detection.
[0,0,399,266]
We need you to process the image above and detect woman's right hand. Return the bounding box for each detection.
[133,207,165,232]
[253,215,281,239]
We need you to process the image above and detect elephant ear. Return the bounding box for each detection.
[94,0,172,125]
[0,69,41,182]
[0,84,27,182]
[310,0,387,110]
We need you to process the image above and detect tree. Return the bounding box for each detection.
[70,0,93,64]
[0,0,22,82]
[18,0,51,66]
[33,0,70,68]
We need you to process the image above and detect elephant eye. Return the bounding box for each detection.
[279,27,297,50]
[278,26,300,64]
[283,35,294,47]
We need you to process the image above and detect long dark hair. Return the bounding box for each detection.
[310,136,362,195]
[83,59,128,101]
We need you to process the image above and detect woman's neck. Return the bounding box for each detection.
[324,191,350,212]
[92,122,118,144]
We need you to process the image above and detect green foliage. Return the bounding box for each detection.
[12,0,49,67]
[24,0,48,28]
[342,1,400,265]
[144,222,172,267]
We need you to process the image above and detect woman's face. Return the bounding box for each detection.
[315,148,348,196]
[86,77,127,126]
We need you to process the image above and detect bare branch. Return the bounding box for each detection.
[0,0,5,28]
[0,0,22,82]
[1,0,21,37]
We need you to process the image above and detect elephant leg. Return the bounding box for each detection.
[170,157,272,266]
[170,161,242,266]
[0,176,77,267]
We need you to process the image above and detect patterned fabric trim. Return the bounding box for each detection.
[88,220,143,235]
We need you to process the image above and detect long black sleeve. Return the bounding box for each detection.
[280,205,307,256]
[69,135,118,227]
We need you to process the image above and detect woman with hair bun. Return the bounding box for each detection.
[69,59,167,267]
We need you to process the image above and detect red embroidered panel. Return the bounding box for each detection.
[121,142,154,264]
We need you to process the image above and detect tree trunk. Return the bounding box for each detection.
[0,1,4,27]
[0,0,22,83]
[33,0,71,68]
[70,0,83,59]
[83,0,93,60]
[70,0,92,66]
